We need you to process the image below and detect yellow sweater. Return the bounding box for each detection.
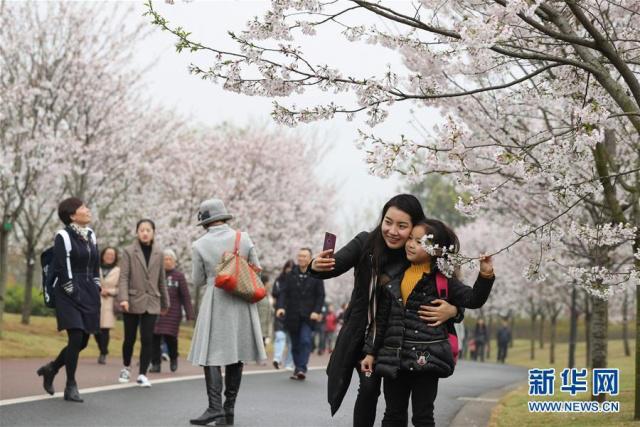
[401,263,431,304]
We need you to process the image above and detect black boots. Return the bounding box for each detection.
[190,366,226,426]
[170,358,178,372]
[148,363,161,373]
[223,363,243,426]
[36,362,58,395]
[63,383,83,402]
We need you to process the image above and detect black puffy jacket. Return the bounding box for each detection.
[368,269,495,379]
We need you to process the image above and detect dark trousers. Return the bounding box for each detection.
[497,342,508,363]
[475,341,486,362]
[382,371,439,427]
[93,328,110,355]
[152,334,178,364]
[289,321,313,373]
[52,329,90,386]
[122,312,157,375]
[353,367,383,427]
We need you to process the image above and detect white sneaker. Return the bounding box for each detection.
[137,374,152,387]
[118,367,131,383]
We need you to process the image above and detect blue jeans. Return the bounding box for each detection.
[273,330,293,368]
[290,321,313,373]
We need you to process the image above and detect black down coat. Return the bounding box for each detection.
[310,231,409,415]
[367,269,495,379]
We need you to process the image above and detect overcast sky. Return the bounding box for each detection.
[129,0,440,240]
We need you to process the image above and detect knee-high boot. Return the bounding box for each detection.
[190,366,226,425]
[223,362,243,425]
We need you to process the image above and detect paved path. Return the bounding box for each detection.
[0,360,526,426]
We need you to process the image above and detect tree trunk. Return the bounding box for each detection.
[549,314,557,364]
[530,313,537,360]
[20,246,36,325]
[538,311,545,349]
[585,292,592,369]
[0,228,10,338]
[635,280,640,420]
[568,284,578,369]
[622,288,630,357]
[590,296,608,403]
[509,314,515,348]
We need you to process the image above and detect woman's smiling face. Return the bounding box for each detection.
[381,206,412,249]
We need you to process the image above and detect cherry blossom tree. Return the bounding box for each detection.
[147,0,639,411]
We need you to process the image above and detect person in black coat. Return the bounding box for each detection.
[276,248,324,380]
[37,197,101,403]
[496,319,511,363]
[310,194,464,426]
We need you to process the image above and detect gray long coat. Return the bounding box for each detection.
[187,224,267,366]
[117,241,169,315]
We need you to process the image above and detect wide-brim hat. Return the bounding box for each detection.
[197,198,233,226]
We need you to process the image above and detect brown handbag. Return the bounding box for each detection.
[214,230,267,303]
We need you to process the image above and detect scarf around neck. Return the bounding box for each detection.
[70,223,90,242]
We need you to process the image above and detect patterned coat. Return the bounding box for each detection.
[187,224,267,366]
[154,269,195,337]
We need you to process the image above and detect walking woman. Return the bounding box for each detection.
[94,247,120,364]
[311,194,463,426]
[271,259,295,370]
[188,198,266,426]
[149,248,194,373]
[117,219,169,387]
[37,197,100,402]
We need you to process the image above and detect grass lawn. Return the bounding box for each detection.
[489,338,636,426]
[0,313,195,359]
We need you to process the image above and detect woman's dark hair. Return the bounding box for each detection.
[278,259,295,281]
[100,247,119,268]
[415,218,460,263]
[365,194,427,272]
[58,197,84,226]
[136,219,156,231]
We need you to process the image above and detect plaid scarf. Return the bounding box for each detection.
[70,223,90,242]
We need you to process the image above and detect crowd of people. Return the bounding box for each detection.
[37,194,498,427]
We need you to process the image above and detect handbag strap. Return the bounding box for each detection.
[233,230,242,255]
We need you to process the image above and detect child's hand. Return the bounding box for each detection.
[360,355,375,374]
[479,254,494,278]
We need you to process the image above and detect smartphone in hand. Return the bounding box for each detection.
[323,232,337,256]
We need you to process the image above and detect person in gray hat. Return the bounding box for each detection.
[188,198,267,426]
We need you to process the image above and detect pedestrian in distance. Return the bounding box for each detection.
[94,247,120,365]
[149,248,195,373]
[275,247,325,381]
[37,197,101,403]
[310,194,465,426]
[271,260,295,370]
[188,198,266,426]
[117,219,170,387]
[496,318,512,363]
[361,218,495,426]
[324,304,338,353]
[256,273,274,349]
[474,318,488,362]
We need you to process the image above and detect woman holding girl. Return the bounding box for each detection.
[311,194,463,426]
[361,218,495,426]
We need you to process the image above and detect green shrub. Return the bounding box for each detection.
[4,284,54,317]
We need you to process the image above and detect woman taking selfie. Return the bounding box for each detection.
[310,194,463,426]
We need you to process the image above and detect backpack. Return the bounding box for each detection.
[41,229,95,308]
[435,272,460,363]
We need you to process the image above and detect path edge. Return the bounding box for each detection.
[450,380,525,427]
